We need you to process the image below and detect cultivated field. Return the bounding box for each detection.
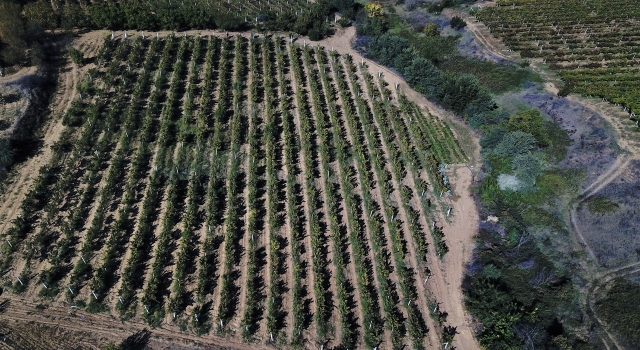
[475,0,640,116]
[0,33,468,349]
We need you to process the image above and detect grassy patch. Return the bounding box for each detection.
[438,56,542,93]
[524,168,584,206]
[585,196,619,214]
[396,28,459,63]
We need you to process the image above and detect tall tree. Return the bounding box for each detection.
[0,1,27,65]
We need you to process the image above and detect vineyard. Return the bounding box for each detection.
[0,33,466,349]
[474,0,640,118]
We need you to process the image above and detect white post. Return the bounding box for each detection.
[142,31,145,39]
[144,305,149,313]
[7,240,12,248]
[92,291,98,300]
[68,286,74,294]
[124,30,127,39]
[111,31,114,39]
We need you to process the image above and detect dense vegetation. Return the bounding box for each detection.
[0,0,359,67]
[476,0,640,120]
[357,3,594,349]
[595,277,640,349]
[0,33,466,349]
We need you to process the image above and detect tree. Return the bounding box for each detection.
[366,33,410,67]
[511,153,542,190]
[0,2,27,65]
[61,2,88,30]
[23,1,59,30]
[493,131,537,159]
[506,109,550,147]
[364,3,384,18]
[0,136,14,176]
[423,23,439,37]
[69,48,84,65]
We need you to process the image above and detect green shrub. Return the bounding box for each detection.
[450,16,466,30]
[69,47,84,65]
[585,196,619,214]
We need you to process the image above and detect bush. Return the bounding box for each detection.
[493,131,537,158]
[69,47,84,65]
[0,136,14,176]
[450,16,466,30]
[423,23,440,37]
[337,18,352,27]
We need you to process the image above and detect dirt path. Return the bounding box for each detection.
[0,66,39,85]
[436,166,480,349]
[0,295,271,350]
[582,155,632,199]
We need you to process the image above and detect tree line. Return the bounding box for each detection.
[0,0,360,67]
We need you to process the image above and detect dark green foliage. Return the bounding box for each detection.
[506,109,551,147]
[15,0,358,40]
[585,196,619,214]
[366,33,410,67]
[0,2,28,65]
[69,47,84,65]
[438,56,541,93]
[423,23,439,37]
[492,131,536,158]
[0,137,14,175]
[355,11,388,37]
[449,16,466,30]
[595,278,640,348]
[61,2,89,30]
